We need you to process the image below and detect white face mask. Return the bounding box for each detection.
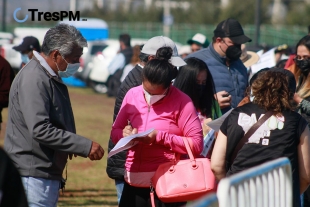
[143,88,168,105]
[56,56,80,78]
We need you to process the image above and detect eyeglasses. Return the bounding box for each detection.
[294,55,310,61]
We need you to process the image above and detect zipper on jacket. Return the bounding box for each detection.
[137,104,151,172]
[144,105,151,131]
[235,74,239,94]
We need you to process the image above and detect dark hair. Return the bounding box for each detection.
[296,35,310,54]
[249,67,270,86]
[251,70,292,112]
[212,36,217,43]
[174,57,217,118]
[119,34,131,47]
[139,52,149,63]
[293,35,310,98]
[130,45,141,65]
[276,59,288,68]
[142,47,177,88]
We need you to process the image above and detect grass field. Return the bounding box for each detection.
[0,87,118,207]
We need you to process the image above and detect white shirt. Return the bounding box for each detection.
[107,53,125,75]
[33,51,57,77]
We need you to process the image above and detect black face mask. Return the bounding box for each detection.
[195,83,206,97]
[226,44,242,61]
[295,59,310,74]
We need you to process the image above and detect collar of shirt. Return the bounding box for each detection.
[138,63,144,68]
[209,44,226,65]
[33,51,58,77]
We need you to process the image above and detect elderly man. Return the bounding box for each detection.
[4,24,104,207]
[187,18,252,114]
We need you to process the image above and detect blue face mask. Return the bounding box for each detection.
[56,56,80,78]
[21,54,30,64]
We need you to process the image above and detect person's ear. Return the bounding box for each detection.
[51,50,60,62]
[216,37,222,43]
[148,55,155,61]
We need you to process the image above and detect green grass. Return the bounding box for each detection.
[0,86,118,207]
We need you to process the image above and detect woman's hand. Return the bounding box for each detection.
[122,125,138,137]
[137,130,158,144]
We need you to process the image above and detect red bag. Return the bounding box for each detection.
[151,137,216,203]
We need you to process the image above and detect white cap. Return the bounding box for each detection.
[187,33,206,45]
[178,45,191,56]
[141,36,186,67]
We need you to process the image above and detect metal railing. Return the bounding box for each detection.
[217,157,292,207]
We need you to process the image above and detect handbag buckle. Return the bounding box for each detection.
[191,160,198,169]
[169,165,175,173]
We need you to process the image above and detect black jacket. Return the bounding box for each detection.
[0,148,28,207]
[106,64,143,180]
[120,47,133,67]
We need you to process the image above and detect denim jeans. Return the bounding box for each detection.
[21,177,60,207]
[115,179,125,204]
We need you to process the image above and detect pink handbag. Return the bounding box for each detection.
[151,137,217,203]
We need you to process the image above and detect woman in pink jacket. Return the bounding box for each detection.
[111,47,203,207]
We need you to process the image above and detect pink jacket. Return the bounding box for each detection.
[111,85,203,172]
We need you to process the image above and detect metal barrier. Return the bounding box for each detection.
[188,193,219,207]
[217,157,292,207]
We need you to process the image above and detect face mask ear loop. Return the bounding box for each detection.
[61,55,69,72]
[54,58,61,73]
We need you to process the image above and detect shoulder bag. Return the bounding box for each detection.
[151,137,216,203]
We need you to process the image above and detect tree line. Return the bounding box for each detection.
[80,0,310,26]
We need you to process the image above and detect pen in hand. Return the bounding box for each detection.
[127,119,132,127]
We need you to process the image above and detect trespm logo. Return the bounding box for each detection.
[13,8,87,23]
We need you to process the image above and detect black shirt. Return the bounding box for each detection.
[220,102,307,207]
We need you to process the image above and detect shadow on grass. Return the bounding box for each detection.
[58,200,118,206]
[58,188,118,207]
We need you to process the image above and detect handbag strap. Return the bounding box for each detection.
[230,111,274,163]
[182,137,195,160]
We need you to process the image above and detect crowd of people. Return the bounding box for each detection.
[1,17,310,207]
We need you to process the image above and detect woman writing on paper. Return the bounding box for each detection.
[111,47,203,207]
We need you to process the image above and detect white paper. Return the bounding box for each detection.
[207,108,234,132]
[200,129,215,157]
[108,128,154,158]
[251,48,276,74]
